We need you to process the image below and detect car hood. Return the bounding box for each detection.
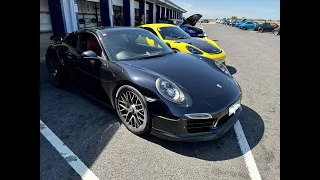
[181,14,202,26]
[116,53,232,98]
[172,38,222,54]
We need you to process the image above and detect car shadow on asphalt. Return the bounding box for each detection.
[226,65,237,75]
[40,64,121,172]
[142,105,264,161]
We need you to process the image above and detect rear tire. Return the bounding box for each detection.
[242,27,246,30]
[46,51,66,88]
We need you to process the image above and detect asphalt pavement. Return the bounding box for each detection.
[40,24,280,180]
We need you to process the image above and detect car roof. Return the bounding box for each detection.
[140,23,176,28]
[168,19,183,21]
[78,26,143,33]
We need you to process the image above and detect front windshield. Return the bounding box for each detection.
[174,20,183,26]
[102,29,173,61]
[158,26,191,40]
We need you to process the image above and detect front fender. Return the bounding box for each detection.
[164,41,191,53]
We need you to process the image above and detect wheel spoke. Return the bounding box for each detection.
[121,112,129,120]
[133,115,141,127]
[125,92,129,100]
[135,98,138,105]
[119,104,129,111]
[138,111,144,117]
[137,115,144,123]
[119,100,127,105]
[128,115,134,125]
[130,92,134,102]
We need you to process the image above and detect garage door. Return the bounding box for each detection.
[40,0,52,33]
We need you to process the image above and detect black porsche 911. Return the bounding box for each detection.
[46,27,242,141]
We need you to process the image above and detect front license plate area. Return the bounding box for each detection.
[229,101,241,116]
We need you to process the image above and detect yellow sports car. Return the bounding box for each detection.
[138,23,226,64]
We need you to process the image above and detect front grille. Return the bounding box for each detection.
[187,114,233,133]
[187,118,217,133]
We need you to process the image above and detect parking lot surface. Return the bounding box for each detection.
[40,23,280,180]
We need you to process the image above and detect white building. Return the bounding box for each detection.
[40,0,187,35]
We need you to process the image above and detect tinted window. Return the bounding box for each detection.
[142,27,158,37]
[158,26,190,40]
[263,23,269,27]
[79,32,102,56]
[159,19,174,24]
[102,29,173,61]
[174,20,183,26]
[246,22,253,24]
[65,33,79,48]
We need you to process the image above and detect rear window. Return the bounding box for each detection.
[159,19,174,24]
[157,26,190,40]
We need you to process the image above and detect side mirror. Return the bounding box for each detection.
[81,50,98,59]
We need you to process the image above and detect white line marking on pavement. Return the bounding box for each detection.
[234,120,261,180]
[40,120,99,180]
[201,23,261,179]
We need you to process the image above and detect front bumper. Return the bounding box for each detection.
[150,103,242,142]
[202,52,226,65]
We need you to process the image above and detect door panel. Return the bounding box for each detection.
[75,32,111,103]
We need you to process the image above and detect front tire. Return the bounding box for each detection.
[273,30,279,35]
[115,85,151,135]
[258,28,264,33]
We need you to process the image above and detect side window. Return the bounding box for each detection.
[263,23,269,28]
[79,32,103,56]
[143,27,158,37]
[247,22,252,24]
[65,33,79,48]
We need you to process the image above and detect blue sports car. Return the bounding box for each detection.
[234,18,247,28]
[161,14,206,38]
[238,22,259,30]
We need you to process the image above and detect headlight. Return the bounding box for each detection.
[186,46,203,54]
[214,60,231,76]
[156,78,186,104]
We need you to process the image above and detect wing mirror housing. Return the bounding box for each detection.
[81,50,98,59]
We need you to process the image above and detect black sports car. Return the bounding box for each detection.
[46,27,242,141]
[254,22,278,32]
[159,14,206,38]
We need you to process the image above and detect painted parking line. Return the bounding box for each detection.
[40,120,99,180]
[201,25,261,179]
[234,120,261,180]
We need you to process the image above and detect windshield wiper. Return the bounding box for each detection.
[167,35,188,39]
[136,52,173,60]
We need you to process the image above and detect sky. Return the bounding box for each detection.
[172,0,280,20]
